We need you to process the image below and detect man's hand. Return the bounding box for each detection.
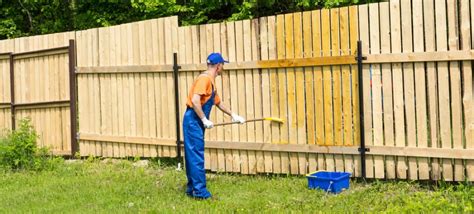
[201,118,214,129]
[231,113,246,124]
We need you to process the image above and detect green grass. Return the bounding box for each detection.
[0,159,472,213]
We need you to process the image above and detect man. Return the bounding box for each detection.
[183,52,245,199]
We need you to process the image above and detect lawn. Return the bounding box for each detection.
[0,158,472,213]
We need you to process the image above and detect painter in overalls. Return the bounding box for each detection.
[183,53,245,199]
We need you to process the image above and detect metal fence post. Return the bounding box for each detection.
[9,53,15,130]
[357,40,368,179]
[69,39,78,156]
[173,53,183,166]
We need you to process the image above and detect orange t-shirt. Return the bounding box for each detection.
[186,75,221,107]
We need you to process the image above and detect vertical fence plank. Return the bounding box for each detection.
[322,9,335,172]
[145,20,156,157]
[369,3,384,179]
[311,12,323,147]
[268,16,281,174]
[390,0,407,179]
[227,21,241,173]
[464,0,474,181]
[303,11,317,173]
[331,8,344,173]
[285,13,299,175]
[277,14,290,174]
[340,6,353,175]
[312,10,325,171]
[138,21,150,157]
[76,30,89,155]
[205,23,218,172]
[243,20,257,174]
[128,23,138,156]
[401,0,418,180]
[379,2,395,179]
[110,26,120,157]
[358,4,374,178]
[44,36,52,151]
[412,0,429,180]
[167,17,178,157]
[219,23,232,172]
[235,21,250,174]
[122,24,134,157]
[260,16,274,173]
[213,23,226,172]
[435,0,453,181]
[349,5,360,177]
[423,0,439,180]
[292,12,308,174]
[447,0,464,181]
[251,19,264,174]
[116,24,126,157]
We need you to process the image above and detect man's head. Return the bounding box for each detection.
[207,53,228,75]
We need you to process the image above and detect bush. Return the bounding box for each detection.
[0,118,59,171]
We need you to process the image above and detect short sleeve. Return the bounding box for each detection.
[193,77,211,95]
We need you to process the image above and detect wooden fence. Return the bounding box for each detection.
[0,0,473,181]
[0,33,75,155]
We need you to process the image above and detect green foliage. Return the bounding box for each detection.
[0,118,60,171]
[0,0,382,40]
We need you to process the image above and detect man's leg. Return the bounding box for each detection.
[183,120,193,196]
[186,122,211,199]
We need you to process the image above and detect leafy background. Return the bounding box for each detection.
[0,0,380,40]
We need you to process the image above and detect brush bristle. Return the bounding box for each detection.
[265,117,284,123]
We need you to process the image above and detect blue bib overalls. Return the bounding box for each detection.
[182,89,215,199]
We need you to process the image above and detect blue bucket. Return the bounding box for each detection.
[306,171,351,193]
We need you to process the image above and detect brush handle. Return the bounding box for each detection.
[213,118,264,127]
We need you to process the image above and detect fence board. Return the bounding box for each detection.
[358,4,374,178]
[389,0,407,179]
[435,0,453,181]
[412,0,429,180]
[321,9,335,172]
[251,19,264,173]
[235,21,250,174]
[285,13,299,175]
[379,2,395,179]
[277,15,290,174]
[340,6,352,175]
[243,20,257,174]
[369,3,384,179]
[293,13,306,174]
[303,11,317,173]
[214,23,226,172]
[260,16,274,173]
[447,0,464,181]
[268,16,281,174]
[401,0,418,180]
[465,0,474,181]
[312,10,325,170]
[330,8,344,174]
[423,0,439,180]
[226,21,241,173]
[349,5,359,177]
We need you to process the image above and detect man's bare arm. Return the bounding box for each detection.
[191,94,206,119]
[216,102,232,116]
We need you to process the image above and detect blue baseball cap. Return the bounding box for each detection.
[207,52,229,65]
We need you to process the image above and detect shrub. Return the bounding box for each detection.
[0,118,58,171]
